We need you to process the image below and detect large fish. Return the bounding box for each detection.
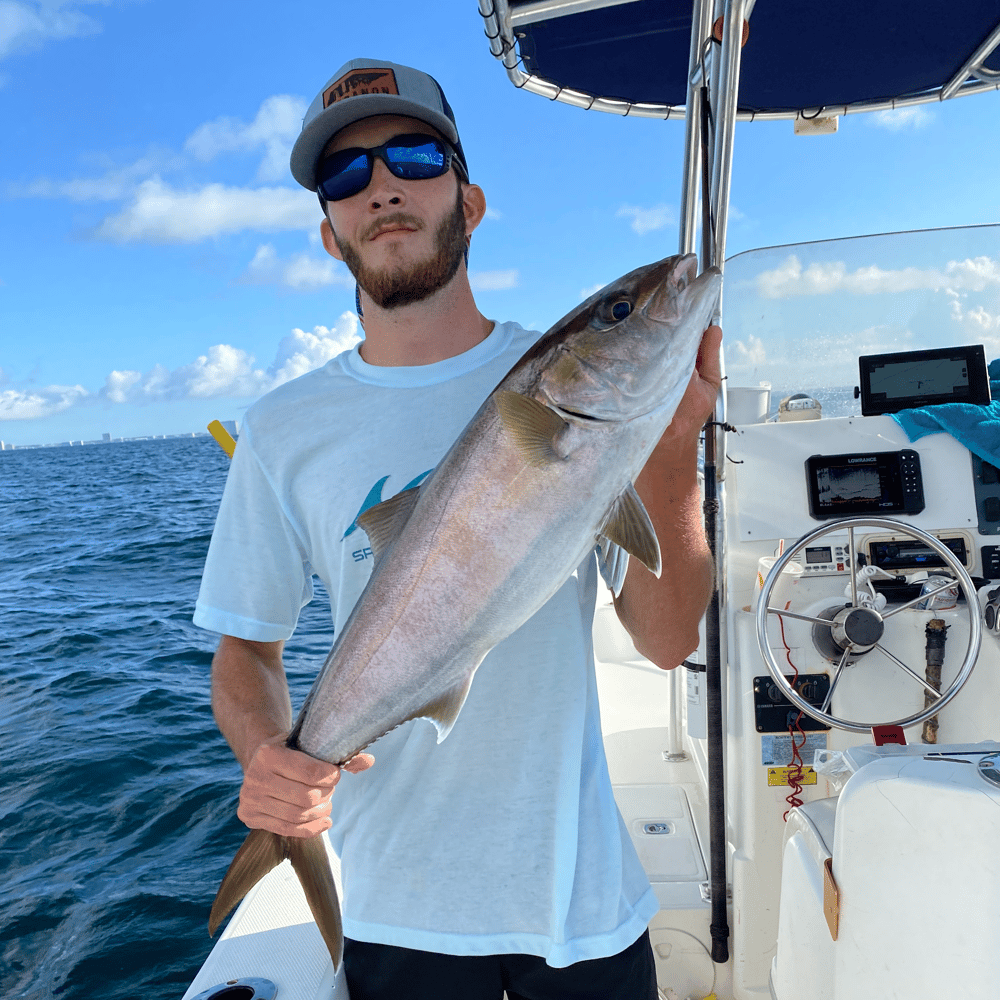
[208,252,721,967]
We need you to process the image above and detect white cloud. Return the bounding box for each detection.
[93,177,319,243]
[948,299,1000,358]
[727,333,766,369]
[10,92,306,206]
[0,383,89,419]
[469,269,518,291]
[579,281,607,300]
[184,95,307,182]
[756,254,1000,299]
[268,319,362,384]
[100,314,361,404]
[10,153,178,201]
[616,203,675,235]
[871,106,933,131]
[240,243,354,291]
[5,316,362,421]
[0,1,104,61]
[483,207,503,221]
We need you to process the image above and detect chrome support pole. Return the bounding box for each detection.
[678,0,714,256]
[709,0,748,270]
[509,0,645,26]
[941,19,1000,99]
[664,668,689,761]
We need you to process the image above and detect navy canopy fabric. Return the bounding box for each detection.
[512,0,1000,114]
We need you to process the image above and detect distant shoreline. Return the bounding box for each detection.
[0,431,219,452]
[1,420,238,452]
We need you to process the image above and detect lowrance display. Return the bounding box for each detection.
[806,450,924,520]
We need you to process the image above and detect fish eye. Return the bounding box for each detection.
[611,299,632,321]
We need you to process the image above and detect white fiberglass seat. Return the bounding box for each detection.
[772,742,1000,1000]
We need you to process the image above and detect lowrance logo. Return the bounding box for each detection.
[847,456,877,464]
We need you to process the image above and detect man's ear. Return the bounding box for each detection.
[462,183,487,237]
[320,218,344,261]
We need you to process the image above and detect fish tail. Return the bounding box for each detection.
[208,827,344,970]
[208,827,285,937]
[288,834,344,970]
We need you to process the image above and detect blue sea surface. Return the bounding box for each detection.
[0,437,332,999]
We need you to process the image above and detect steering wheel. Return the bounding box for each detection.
[755,516,982,734]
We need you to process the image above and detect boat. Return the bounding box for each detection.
[184,3,1000,998]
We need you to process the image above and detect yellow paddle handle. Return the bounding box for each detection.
[207,420,237,459]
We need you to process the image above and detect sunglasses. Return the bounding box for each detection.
[316,133,464,202]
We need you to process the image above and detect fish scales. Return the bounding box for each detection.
[208,253,722,970]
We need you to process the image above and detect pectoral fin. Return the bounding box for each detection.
[600,483,661,578]
[495,390,568,465]
[209,827,345,970]
[357,485,422,565]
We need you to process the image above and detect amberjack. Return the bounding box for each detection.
[208,253,721,968]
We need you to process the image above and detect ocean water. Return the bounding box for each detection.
[0,437,333,999]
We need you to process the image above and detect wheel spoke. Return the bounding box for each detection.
[822,648,851,713]
[881,578,957,619]
[875,642,944,699]
[767,608,836,627]
[848,526,858,607]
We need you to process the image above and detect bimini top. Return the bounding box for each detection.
[480,0,1000,121]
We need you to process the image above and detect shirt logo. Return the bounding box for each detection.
[323,69,399,108]
[343,470,433,542]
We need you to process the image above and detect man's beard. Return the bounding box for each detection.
[334,186,467,311]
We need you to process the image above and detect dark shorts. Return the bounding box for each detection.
[343,929,658,1000]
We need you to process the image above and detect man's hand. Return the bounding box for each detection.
[238,735,375,839]
[665,324,723,444]
[613,324,722,668]
[211,634,375,838]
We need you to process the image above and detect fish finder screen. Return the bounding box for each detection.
[869,357,968,400]
[805,450,924,519]
[858,344,990,416]
[814,465,881,507]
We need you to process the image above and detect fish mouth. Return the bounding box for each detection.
[641,254,721,326]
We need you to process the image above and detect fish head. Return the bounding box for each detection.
[535,254,721,422]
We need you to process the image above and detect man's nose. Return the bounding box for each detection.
[367,156,405,210]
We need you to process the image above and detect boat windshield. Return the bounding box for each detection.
[723,224,1000,419]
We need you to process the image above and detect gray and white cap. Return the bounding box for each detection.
[290,58,469,192]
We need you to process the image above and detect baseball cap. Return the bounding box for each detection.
[290,58,469,192]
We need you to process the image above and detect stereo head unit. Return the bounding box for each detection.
[806,450,925,520]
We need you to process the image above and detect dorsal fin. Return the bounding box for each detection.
[494,390,568,466]
[355,485,422,565]
[599,483,661,578]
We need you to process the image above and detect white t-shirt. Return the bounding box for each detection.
[194,320,657,967]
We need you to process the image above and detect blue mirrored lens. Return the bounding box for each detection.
[317,135,450,200]
[386,141,446,179]
[319,150,370,200]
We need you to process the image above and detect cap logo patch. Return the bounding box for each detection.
[323,69,399,107]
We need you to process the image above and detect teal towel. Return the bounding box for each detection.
[890,358,1000,467]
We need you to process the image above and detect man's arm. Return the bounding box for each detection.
[211,635,372,838]
[612,326,722,669]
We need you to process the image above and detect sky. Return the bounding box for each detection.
[1,0,999,447]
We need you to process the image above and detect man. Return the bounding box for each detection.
[196,57,720,1000]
